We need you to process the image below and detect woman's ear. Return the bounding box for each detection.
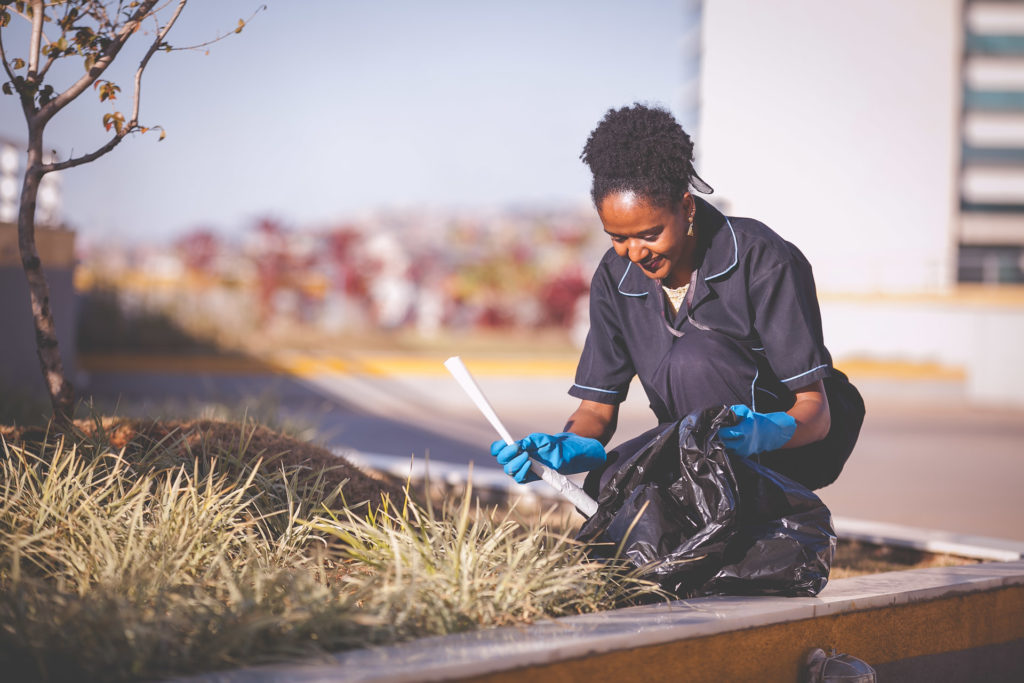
[681,192,695,219]
[682,192,696,237]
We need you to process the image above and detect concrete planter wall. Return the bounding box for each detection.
[0,223,77,399]
[177,559,1024,683]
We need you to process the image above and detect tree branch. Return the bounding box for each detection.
[35,0,162,126]
[27,0,43,76]
[3,5,30,23]
[4,3,62,83]
[2,9,39,119]
[33,2,74,83]
[0,25,18,86]
[130,0,188,125]
[151,1,180,16]
[166,4,266,52]
[36,53,56,81]
[34,32,63,82]
[85,1,112,33]
[40,129,130,173]
[37,0,188,175]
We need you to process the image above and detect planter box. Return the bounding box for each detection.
[176,550,1024,683]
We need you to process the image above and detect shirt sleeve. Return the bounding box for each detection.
[749,248,833,390]
[568,264,636,404]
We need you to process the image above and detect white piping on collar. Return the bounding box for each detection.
[617,262,648,297]
[750,369,759,412]
[704,216,738,281]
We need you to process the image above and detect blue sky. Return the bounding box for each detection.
[0,0,695,242]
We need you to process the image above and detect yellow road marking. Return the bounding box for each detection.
[78,353,965,381]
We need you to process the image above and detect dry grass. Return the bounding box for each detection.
[0,418,663,682]
[309,482,661,639]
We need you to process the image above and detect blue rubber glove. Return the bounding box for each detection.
[489,432,607,484]
[718,404,797,457]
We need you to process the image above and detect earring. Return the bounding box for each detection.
[687,216,695,237]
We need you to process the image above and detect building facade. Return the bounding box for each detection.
[698,0,1024,404]
[958,0,1024,282]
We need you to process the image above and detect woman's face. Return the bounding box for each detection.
[597,190,696,288]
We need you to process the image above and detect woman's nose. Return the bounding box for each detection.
[628,239,648,262]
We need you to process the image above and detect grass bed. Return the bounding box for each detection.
[0,418,661,682]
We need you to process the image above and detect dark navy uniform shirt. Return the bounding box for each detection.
[569,197,834,423]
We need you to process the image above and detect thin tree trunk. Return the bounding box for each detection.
[17,127,74,422]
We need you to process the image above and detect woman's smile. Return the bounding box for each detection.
[639,255,665,274]
[597,190,697,288]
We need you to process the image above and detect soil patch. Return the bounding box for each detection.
[0,417,406,509]
[831,538,982,578]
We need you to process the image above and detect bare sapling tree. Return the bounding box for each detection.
[0,0,261,423]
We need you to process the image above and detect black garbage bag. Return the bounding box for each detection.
[576,405,835,597]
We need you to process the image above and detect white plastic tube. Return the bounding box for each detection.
[443,356,598,517]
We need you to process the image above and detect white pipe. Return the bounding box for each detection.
[443,356,598,517]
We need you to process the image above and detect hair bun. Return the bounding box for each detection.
[581,103,713,206]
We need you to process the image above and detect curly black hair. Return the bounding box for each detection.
[580,103,712,209]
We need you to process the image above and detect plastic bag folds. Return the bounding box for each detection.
[576,406,836,597]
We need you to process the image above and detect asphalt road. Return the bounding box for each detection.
[83,366,1024,542]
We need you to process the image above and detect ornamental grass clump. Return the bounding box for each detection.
[0,420,664,682]
[309,478,664,641]
[0,432,369,682]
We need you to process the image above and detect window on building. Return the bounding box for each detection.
[958,0,1024,283]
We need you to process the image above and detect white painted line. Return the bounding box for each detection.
[833,516,1024,562]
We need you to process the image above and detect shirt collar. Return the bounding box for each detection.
[693,197,738,282]
[615,197,738,299]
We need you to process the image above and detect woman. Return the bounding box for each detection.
[491,103,864,496]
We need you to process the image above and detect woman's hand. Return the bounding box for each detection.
[719,380,832,457]
[490,432,607,483]
[718,405,797,457]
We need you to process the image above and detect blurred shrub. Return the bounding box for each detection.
[76,287,221,354]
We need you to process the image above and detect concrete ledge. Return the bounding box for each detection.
[175,559,1024,683]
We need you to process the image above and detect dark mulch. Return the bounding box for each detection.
[831,538,982,578]
[0,417,408,510]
